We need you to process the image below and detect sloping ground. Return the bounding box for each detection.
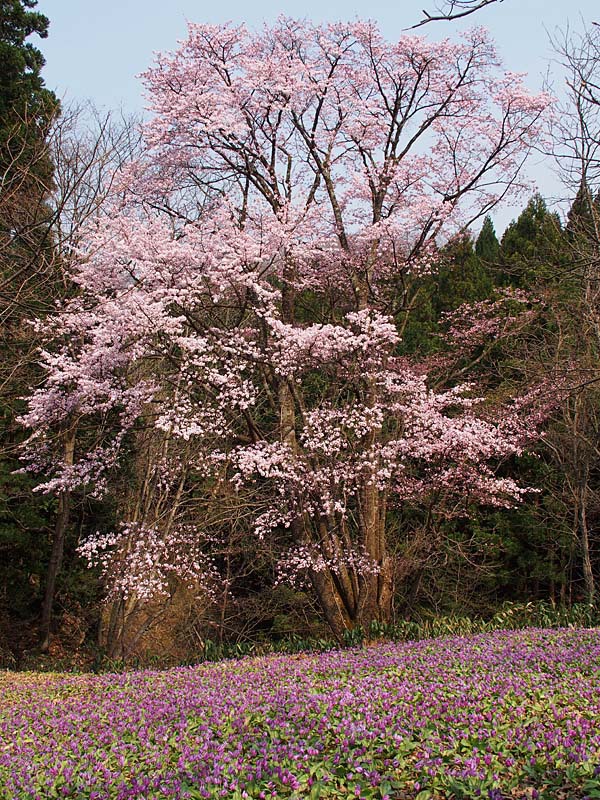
[1,629,600,799]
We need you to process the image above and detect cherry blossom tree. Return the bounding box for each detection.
[22,19,552,637]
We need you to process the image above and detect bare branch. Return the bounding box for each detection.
[411,0,504,29]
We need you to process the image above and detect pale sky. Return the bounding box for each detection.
[35,0,600,231]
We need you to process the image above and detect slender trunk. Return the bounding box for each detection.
[219,551,231,645]
[278,379,295,447]
[100,594,139,659]
[559,577,566,606]
[39,427,76,652]
[279,270,297,447]
[99,597,121,653]
[578,473,596,603]
[580,522,595,603]
[308,569,351,643]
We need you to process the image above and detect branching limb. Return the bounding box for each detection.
[411,0,504,29]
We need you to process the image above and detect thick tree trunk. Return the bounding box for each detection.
[40,428,75,652]
[356,484,392,629]
[308,491,394,638]
[309,556,393,638]
[277,256,396,637]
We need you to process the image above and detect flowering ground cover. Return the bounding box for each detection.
[1,629,600,800]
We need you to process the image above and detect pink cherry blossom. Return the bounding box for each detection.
[21,19,552,633]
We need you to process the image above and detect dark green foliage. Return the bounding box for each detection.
[398,234,493,355]
[498,194,566,287]
[396,280,439,355]
[0,0,59,299]
[0,0,57,138]
[0,426,51,619]
[0,2,57,272]
[436,233,493,312]
[475,215,500,263]
[360,202,599,629]
[566,180,600,241]
[0,2,91,666]
[0,2,54,660]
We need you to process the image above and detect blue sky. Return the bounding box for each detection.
[35,0,600,230]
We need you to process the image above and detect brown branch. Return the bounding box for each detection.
[410,0,504,29]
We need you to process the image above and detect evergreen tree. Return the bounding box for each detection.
[0,1,58,240]
[475,215,500,264]
[0,0,56,138]
[498,194,566,287]
[0,0,59,305]
[566,180,600,244]
[0,1,61,663]
[436,233,493,314]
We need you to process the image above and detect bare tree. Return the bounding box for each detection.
[541,23,600,604]
[40,105,141,651]
[0,103,140,394]
[0,101,141,651]
[550,25,600,218]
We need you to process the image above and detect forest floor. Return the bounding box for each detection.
[1,628,600,799]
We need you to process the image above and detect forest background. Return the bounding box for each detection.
[2,0,600,669]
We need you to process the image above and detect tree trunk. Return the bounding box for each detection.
[356,484,393,630]
[309,569,351,643]
[99,594,140,659]
[39,428,76,652]
[308,492,394,638]
[578,474,596,604]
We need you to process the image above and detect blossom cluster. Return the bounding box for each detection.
[78,522,220,602]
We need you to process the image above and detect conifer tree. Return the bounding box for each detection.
[475,216,500,264]
[498,195,565,287]
[437,234,493,314]
[0,1,61,659]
